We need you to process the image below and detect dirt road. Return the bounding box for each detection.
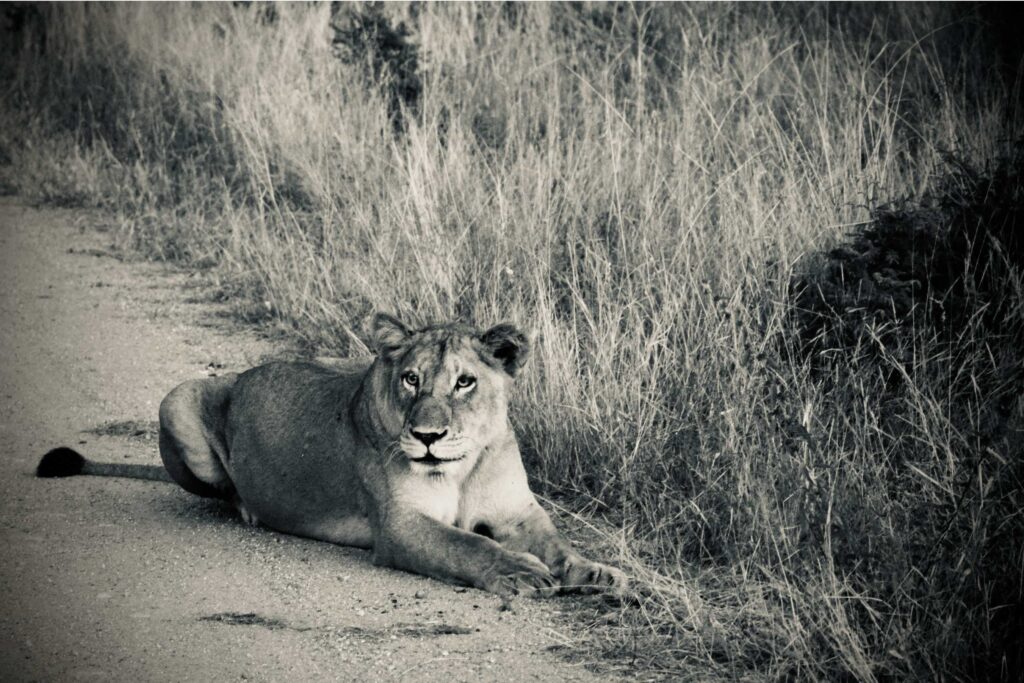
[0,200,616,682]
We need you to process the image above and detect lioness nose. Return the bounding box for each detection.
[411,429,448,446]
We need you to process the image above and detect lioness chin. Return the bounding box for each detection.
[37,313,626,597]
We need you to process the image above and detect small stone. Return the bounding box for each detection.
[414,590,427,599]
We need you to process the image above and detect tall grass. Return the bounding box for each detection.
[3,3,1021,679]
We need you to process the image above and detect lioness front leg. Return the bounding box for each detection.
[494,503,627,595]
[373,513,558,597]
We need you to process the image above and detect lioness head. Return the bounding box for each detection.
[366,313,529,470]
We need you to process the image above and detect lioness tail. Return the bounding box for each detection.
[37,447,173,483]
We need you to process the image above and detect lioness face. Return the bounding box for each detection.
[368,314,529,471]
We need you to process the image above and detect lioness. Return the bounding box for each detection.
[37,313,626,596]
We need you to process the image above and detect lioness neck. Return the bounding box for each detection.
[350,359,398,451]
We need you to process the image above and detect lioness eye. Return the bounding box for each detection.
[455,375,476,389]
[401,371,419,388]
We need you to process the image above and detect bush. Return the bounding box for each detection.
[794,145,1024,361]
[330,1,421,130]
[790,148,1024,679]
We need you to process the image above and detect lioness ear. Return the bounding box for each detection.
[368,312,411,358]
[479,323,530,376]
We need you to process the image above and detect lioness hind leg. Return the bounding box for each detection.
[158,375,239,499]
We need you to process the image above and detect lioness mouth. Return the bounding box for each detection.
[411,453,462,465]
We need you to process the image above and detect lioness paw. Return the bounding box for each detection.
[483,551,557,598]
[558,557,628,595]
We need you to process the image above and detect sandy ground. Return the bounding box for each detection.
[0,199,620,682]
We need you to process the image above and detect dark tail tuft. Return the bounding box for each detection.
[37,447,86,478]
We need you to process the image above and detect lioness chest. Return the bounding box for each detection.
[390,473,460,525]
[385,465,517,537]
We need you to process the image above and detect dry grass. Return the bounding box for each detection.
[2,3,1022,679]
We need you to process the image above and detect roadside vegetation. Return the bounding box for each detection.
[2,3,1021,679]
